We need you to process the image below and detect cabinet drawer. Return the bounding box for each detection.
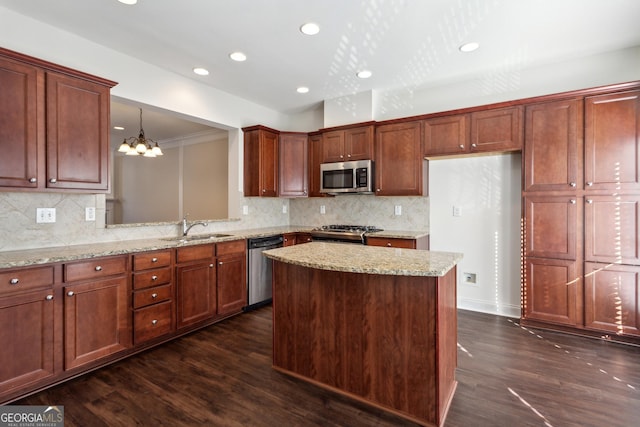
[0,265,55,295]
[133,250,172,271]
[176,244,215,263]
[216,240,246,256]
[134,300,173,344]
[133,283,173,309]
[132,267,172,290]
[64,256,127,282]
[367,237,416,249]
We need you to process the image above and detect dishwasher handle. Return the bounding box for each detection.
[248,235,284,249]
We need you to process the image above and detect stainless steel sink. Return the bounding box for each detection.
[161,233,233,242]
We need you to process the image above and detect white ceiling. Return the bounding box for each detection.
[2,0,640,138]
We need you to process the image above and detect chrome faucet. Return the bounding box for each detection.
[182,215,207,236]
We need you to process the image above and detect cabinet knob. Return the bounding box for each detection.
[459,144,464,149]
[151,319,158,325]
[340,155,344,159]
[386,243,392,247]
[151,275,158,281]
[471,143,477,148]
[376,188,381,192]
[262,189,266,193]
[569,182,576,187]
[9,278,19,285]
[586,182,593,187]
[95,265,102,271]
[67,291,74,297]
[49,178,57,183]
[347,154,351,158]
[209,264,214,268]
[151,293,158,299]
[45,295,54,301]
[29,177,37,183]
[219,261,224,265]
[151,257,158,263]
[570,199,576,204]
[586,199,593,204]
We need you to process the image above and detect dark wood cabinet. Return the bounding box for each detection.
[524,195,581,260]
[374,121,424,196]
[470,106,523,153]
[366,235,429,250]
[584,262,640,336]
[279,132,308,197]
[63,256,130,370]
[0,48,115,192]
[524,98,583,192]
[243,125,279,197]
[321,124,374,163]
[216,240,247,316]
[585,90,640,192]
[423,114,469,157]
[176,244,217,328]
[307,133,326,197]
[0,55,40,188]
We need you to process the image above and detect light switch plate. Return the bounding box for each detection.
[320,205,326,214]
[85,207,96,221]
[242,205,249,215]
[394,205,402,216]
[36,208,56,223]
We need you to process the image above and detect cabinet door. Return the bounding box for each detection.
[64,277,130,370]
[584,195,640,265]
[243,128,279,197]
[322,130,345,163]
[367,237,416,249]
[524,98,583,192]
[307,134,325,197]
[523,257,581,326]
[374,121,423,196]
[345,125,374,160]
[0,290,55,396]
[524,195,580,260]
[46,72,110,191]
[279,132,308,197]
[0,56,41,188]
[176,261,216,328]
[585,90,640,191]
[423,114,469,157]
[584,262,640,336]
[470,106,523,153]
[217,253,247,316]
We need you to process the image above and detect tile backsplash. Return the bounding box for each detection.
[0,192,428,251]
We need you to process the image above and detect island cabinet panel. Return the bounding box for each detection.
[584,262,640,336]
[272,261,457,426]
[523,98,583,192]
[585,90,640,192]
[374,121,423,196]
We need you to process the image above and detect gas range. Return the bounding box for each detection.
[310,224,384,244]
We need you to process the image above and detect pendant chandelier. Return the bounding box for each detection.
[118,108,163,157]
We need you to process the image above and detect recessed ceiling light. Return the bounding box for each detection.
[118,0,138,5]
[300,22,320,36]
[113,126,125,131]
[356,70,372,79]
[296,87,309,94]
[193,67,209,76]
[229,52,247,62]
[459,42,480,53]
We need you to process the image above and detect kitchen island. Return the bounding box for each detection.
[263,242,462,427]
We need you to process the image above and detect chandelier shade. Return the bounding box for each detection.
[118,108,163,157]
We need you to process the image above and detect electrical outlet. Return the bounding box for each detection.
[282,205,287,214]
[453,206,462,217]
[36,208,56,223]
[85,207,96,221]
[394,205,402,216]
[463,272,477,284]
[242,205,249,215]
[320,205,326,214]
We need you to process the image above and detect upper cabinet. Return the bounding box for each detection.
[524,98,584,192]
[307,132,326,197]
[279,132,308,197]
[321,124,374,163]
[424,106,523,157]
[243,125,279,197]
[0,48,116,192]
[585,90,640,192]
[375,121,424,196]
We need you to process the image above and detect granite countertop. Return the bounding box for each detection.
[263,242,461,277]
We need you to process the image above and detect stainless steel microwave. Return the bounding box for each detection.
[320,159,374,194]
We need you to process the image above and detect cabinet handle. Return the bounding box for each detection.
[569,182,576,187]
[586,182,593,186]
[151,257,158,263]
[49,178,57,183]
[586,199,593,204]
[45,295,54,301]
[151,293,158,299]
[570,199,576,204]
[151,275,158,281]
[9,278,19,285]
[151,319,158,325]
[95,266,102,271]
[459,144,464,149]
[67,291,74,297]
[29,177,37,183]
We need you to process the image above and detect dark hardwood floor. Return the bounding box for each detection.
[15,307,640,426]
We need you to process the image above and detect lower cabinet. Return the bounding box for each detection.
[216,240,247,316]
[367,235,429,250]
[176,244,217,329]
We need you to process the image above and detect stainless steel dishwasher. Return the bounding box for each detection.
[246,235,284,310]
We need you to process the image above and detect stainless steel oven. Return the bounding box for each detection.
[310,225,383,244]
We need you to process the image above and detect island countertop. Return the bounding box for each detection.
[263,242,462,277]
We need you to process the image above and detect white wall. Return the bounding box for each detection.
[429,154,522,317]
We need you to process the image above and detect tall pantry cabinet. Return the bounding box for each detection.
[522,88,640,340]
